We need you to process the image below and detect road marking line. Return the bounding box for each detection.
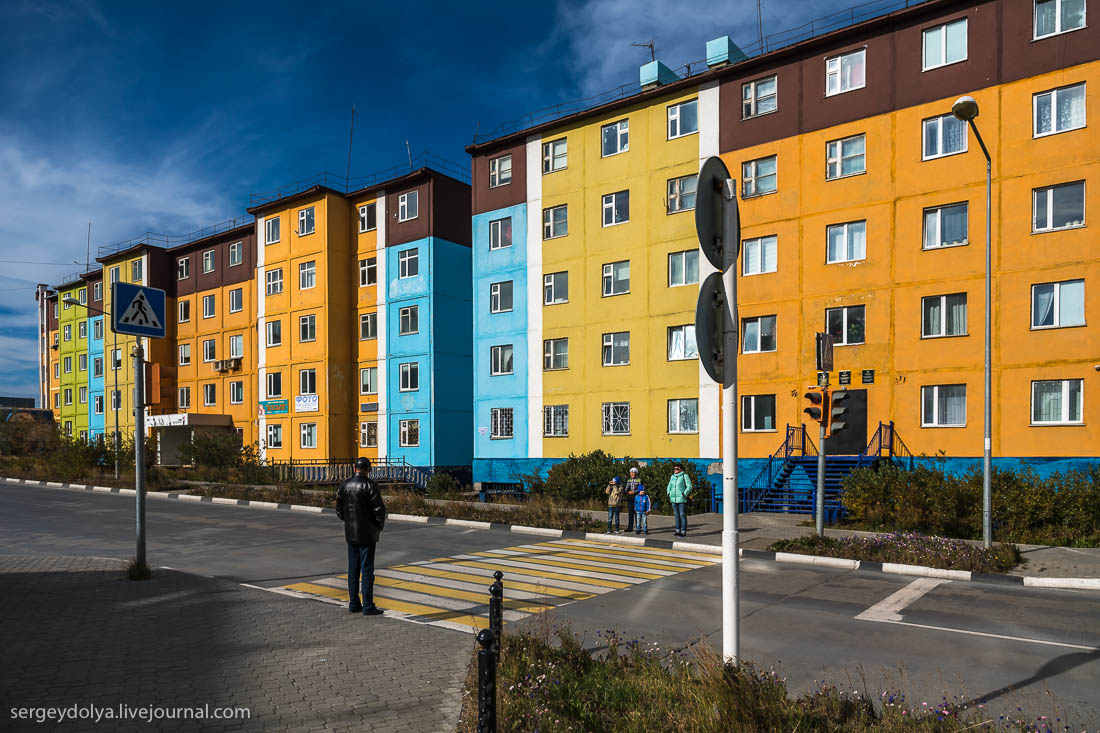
[386,565,595,599]
[376,569,564,602]
[514,547,694,572]
[871,619,1100,652]
[422,560,624,591]
[855,578,947,622]
[372,576,555,613]
[554,539,719,563]
[467,550,664,580]
[450,556,640,584]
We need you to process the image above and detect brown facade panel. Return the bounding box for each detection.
[86,273,103,305]
[1002,0,1099,81]
[471,142,526,215]
[430,175,472,247]
[46,295,58,331]
[169,227,255,296]
[719,60,804,152]
[800,34,896,134]
[386,179,432,247]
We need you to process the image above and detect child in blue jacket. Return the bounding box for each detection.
[633,487,651,535]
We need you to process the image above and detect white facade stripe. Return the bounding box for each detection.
[525,136,543,459]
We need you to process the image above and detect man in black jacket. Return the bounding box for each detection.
[336,457,387,616]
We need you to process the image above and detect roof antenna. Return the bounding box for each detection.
[85,222,91,272]
[405,139,413,171]
[345,103,356,193]
[631,40,655,62]
[757,0,764,50]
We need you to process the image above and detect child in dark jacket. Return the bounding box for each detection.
[633,487,651,535]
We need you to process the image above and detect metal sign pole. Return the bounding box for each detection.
[133,343,146,565]
[815,375,828,537]
[720,179,739,666]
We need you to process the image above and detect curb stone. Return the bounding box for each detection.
[6,476,1099,591]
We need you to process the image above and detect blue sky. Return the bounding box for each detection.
[0,0,836,401]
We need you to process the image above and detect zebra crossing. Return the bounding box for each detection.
[280,538,719,633]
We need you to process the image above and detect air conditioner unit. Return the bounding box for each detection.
[213,360,229,372]
[229,357,242,370]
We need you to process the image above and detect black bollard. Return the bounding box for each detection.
[476,628,497,733]
[488,570,504,652]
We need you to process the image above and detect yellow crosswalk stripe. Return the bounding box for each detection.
[388,564,595,600]
[285,582,348,600]
[284,581,489,630]
[448,559,630,589]
[373,576,553,614]
[518,547,699,572]
[558,539,720,561]
[470,550,664,579]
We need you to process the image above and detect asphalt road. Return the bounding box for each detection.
[3,480,1098,727]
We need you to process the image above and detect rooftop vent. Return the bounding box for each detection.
[639,60,680,90]
[706,36,749,68]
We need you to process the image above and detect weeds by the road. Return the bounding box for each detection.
[386,492,604,532]
[457,625,1064,732]
[185,484,337,507]
[769,532,1020,573]
[126,558,152,581]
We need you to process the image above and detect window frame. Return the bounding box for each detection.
[543,338,568,371]
[360,421,378,448]
[1033,82,1087,137]
[229,334,244,359]
[601,331,630,366]
[299,314,316,343]
[490,407,514,439]
[299,260,317,290]
[601,402,631,435]
[399,305,419,335]
[923,202,970,249]
[1031,279,1086,329]
[178,343,191,366]
[542,138,567,173]
[266,372,282,398]
[229,288,243,314]
[202,339,216,362]
[489,216,512,250]
[600,119,629,157]
[359,312,377,340]
[203,383,217,407]
[229,380,244,405]
[826,220,867,264]
[1032,181,1086,232]
[398,248,419,278]
[667,174,698,213]
[543,404,569,437]
[601,190,630,227]
[177,257,190,280]
[667,324,698,361]
[1031,378,1084,424]
[826,134,866,179]
[601,260,630,297]
[922,113,968,160]
[489,281,514,313]
[921,384,968,427]
[299,368,317,396]
[178,300,190,323]
[131,259,143,283]
[298,206,315,236]
[489,154,513,188]
[359,257,377,287]
[1033,0,1087,39]
[266,320,282,347]
[398,191,419,222]
[265,268,284,295]
[202,250,216,274]
[360,366,378,395]
[543,205,568,239]
[922,17,968,71]
[202,294,215,319]
[399,361,419,392]
[825,305,867,346]
[742,75,778,119]
[229,241,243,267]
[920,292,969,338]
[300,423,317,449]
[266,424,283,449]
[667,398,699,434]
[742,155,778,197]
[668,249,700,287]
[358,202,377,233]
[265,217,280,245]
[741,315,777,354]
[399,419,420,447]
[543,271,568,305]
[742,235,778,276]
[741,394,778,432]
[667,99,699,139]
[490,344,514,376]
[178,387,190,409]
[825,48,866,96]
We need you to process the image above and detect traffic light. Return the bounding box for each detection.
[828,388,849,436]
[803,386,826,427]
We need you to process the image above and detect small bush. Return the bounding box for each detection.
[426,471,462,498]
[769,532,1020,574]
[126,558,152,581]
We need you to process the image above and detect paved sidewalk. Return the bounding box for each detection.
[0,556,472,732]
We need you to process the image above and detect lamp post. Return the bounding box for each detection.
[952,95,993,549]
[63,297,120,480]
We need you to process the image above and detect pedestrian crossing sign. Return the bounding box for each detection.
[112,282,166,338]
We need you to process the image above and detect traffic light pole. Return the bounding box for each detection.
[815,377,828,537]
[720,182,740,666]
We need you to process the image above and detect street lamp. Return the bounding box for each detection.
[62,296,120,480]
[952,95,993,549]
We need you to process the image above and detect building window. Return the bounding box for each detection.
[826,305,866,346]
[299,368,316,396]
[359,257,377,286]
[544,338,568,370]
[543,205,568,239]
[399,419,419,447]
[921,384,967,427]
[229,334,244,359]
[742,235,778,276]
[667,175,697,213]
[299,261,316,289]
[64,389,72,405]
[94,395,104,414]
[923,18,967,70]
[78,321,87,340]
[490,407,514,439]
[922,293,968,337]
[665,398,698,433]
[668,250,699,287]
[544,271,568,305]
[93,357,103,378]
[602,331,630,366]
[54,393,59,409]
[360,421,378,448]
[111,390,120,409]
[398,191,418,222]
[109,266,120,284]
[602,190,629,226]
[78,353,87,371]
[266,372,282,398]
[359,313,377,340]
[1032,280,1085,328]
[178,344,191,366]
[489,154,512,187]
[923,113,967,159]
[178,387,190,409]
[742,394,777,432]
[202,250,215,274]
[360,366,378,395]
[398,248,419,278]
[63,356,71,373]
[1034,0,1086,39]
[399,305,419,335]
[178,300,190,323]
[741,315,777,353]
[1034,83,1086,137]
[667,99,698,138]
[601,119,629,157]
[399,362,419,391]
[203,339,216,362]
[490,281,514,313]
[742,156,777,197]
[79,386,87,403]
[266,424,283,449]
[742,75,777,118]
[602,402,630,435]
[299,315,316,343]
[923,203,969,249]
[202,294,215,319]
[602,261,630,296]
[177,257,190,280]
[93,282,101,300]
[79,288,88,304]
[544,404,569,437]
[490,344,514,376]
[265,268,283,295]
[826,134,866,179]
[300,423,317,449]
[131,259,143,283]
[359,202,377,233]
[265,217,280,244]
[489,217,512,250]
[63,325,71,342]
[230,381,243,404]
[667,325,697,361]
[543,138,567,173]
[229,288,243,313]
[298,206,315,236]
[266,320,282,346]
[112,348,122,370]
[825,48,865,96]
[93,319,103,339]
[203,383,216,407]
[1033,181,1085,231]
[826,220,867,263]
[1032,379,1083,424]
[229,241,243,266]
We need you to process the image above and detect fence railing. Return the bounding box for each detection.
[477,571,504,732]
[259,457,432,489]
[96,217,253,259]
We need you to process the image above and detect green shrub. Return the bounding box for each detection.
[426,471,462,497]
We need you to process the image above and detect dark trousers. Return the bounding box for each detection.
[672,502,688,534]
[607,506,621,531]
[626,505,636,531]
[347,543,376,610]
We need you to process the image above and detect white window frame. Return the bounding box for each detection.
[543,404,569,437]
[667,324,697,361]
[93,357,103,378]
[399,419,419,447]
[300,423,317,449]
[490,407,514,439]
[266,320,282,347]
[109,266,120,284]
[741,394,778,432]
[490,344,514,376]
[601,331,630,366]
[601,119,629,157]
[360,421,378,448]
[358,202,377,233]
[544,271,568,305]
[543,338,568,370]
[543,205,568,239]
[298,206,315,236]
[667,174,697,213]
[668,249,700,287]
[229,241,243,267]
[667,398,699,434]
[359,313,377,340]
[826,220,867,264]
[399,362,419,392]
[359,257,377,287]
[180,387,192,408]
[63,356,71,373]
[742,235,778,276]
[63,325,71,342]
[111,348,122,371]
[131,259,143,283]
[202,294,215,319]
[178,300,190,323]
[1033,181,1086,232]
[923,203,969,249]
[667,99,698,139]
[265,217,280,244]
[1033,82,1087,137]
[922,113,968,160]
[398,191,418,222]
[741,315,777,354]
[1031,379,1084,424]
[78,386,87,404]
[922,18,968,71]
[93,282,102,300]
[266,372,282,398]
[77,353,87,372]
[826,305,866,346]
[360,366,378,395]
[229,334,244,359]
[177,257,190,280]
[742,75,778,119]
[202,250,215,274]
[489,217,512,250]
[203,383,216,407]
[542,138,567,173]
[229,288,243,314]
[921,293,968,338]
[601,402,630,435]
[742,155,777,197]
[1031,280,1086,329]
[601,261,630,297]
[299,314,316,343]
[1033,0,1087,39]
[78,321,87,339]
[602,190,629,227]
[299,260,316,290]
[489,281,514,313]
[265,268,283,295]
[825,48,866,96]
[64,389,72,405]
[203,339,216,362]
[94,395,104,415]
[399,305,419,335]
[299,368,317,396]
[230,381,244,405]
[266,424,283,449]
[178,343,191,366]
[826,134,866,179]
[921,384,967,427]
[398,248,419,278]
[489,154,512,187]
